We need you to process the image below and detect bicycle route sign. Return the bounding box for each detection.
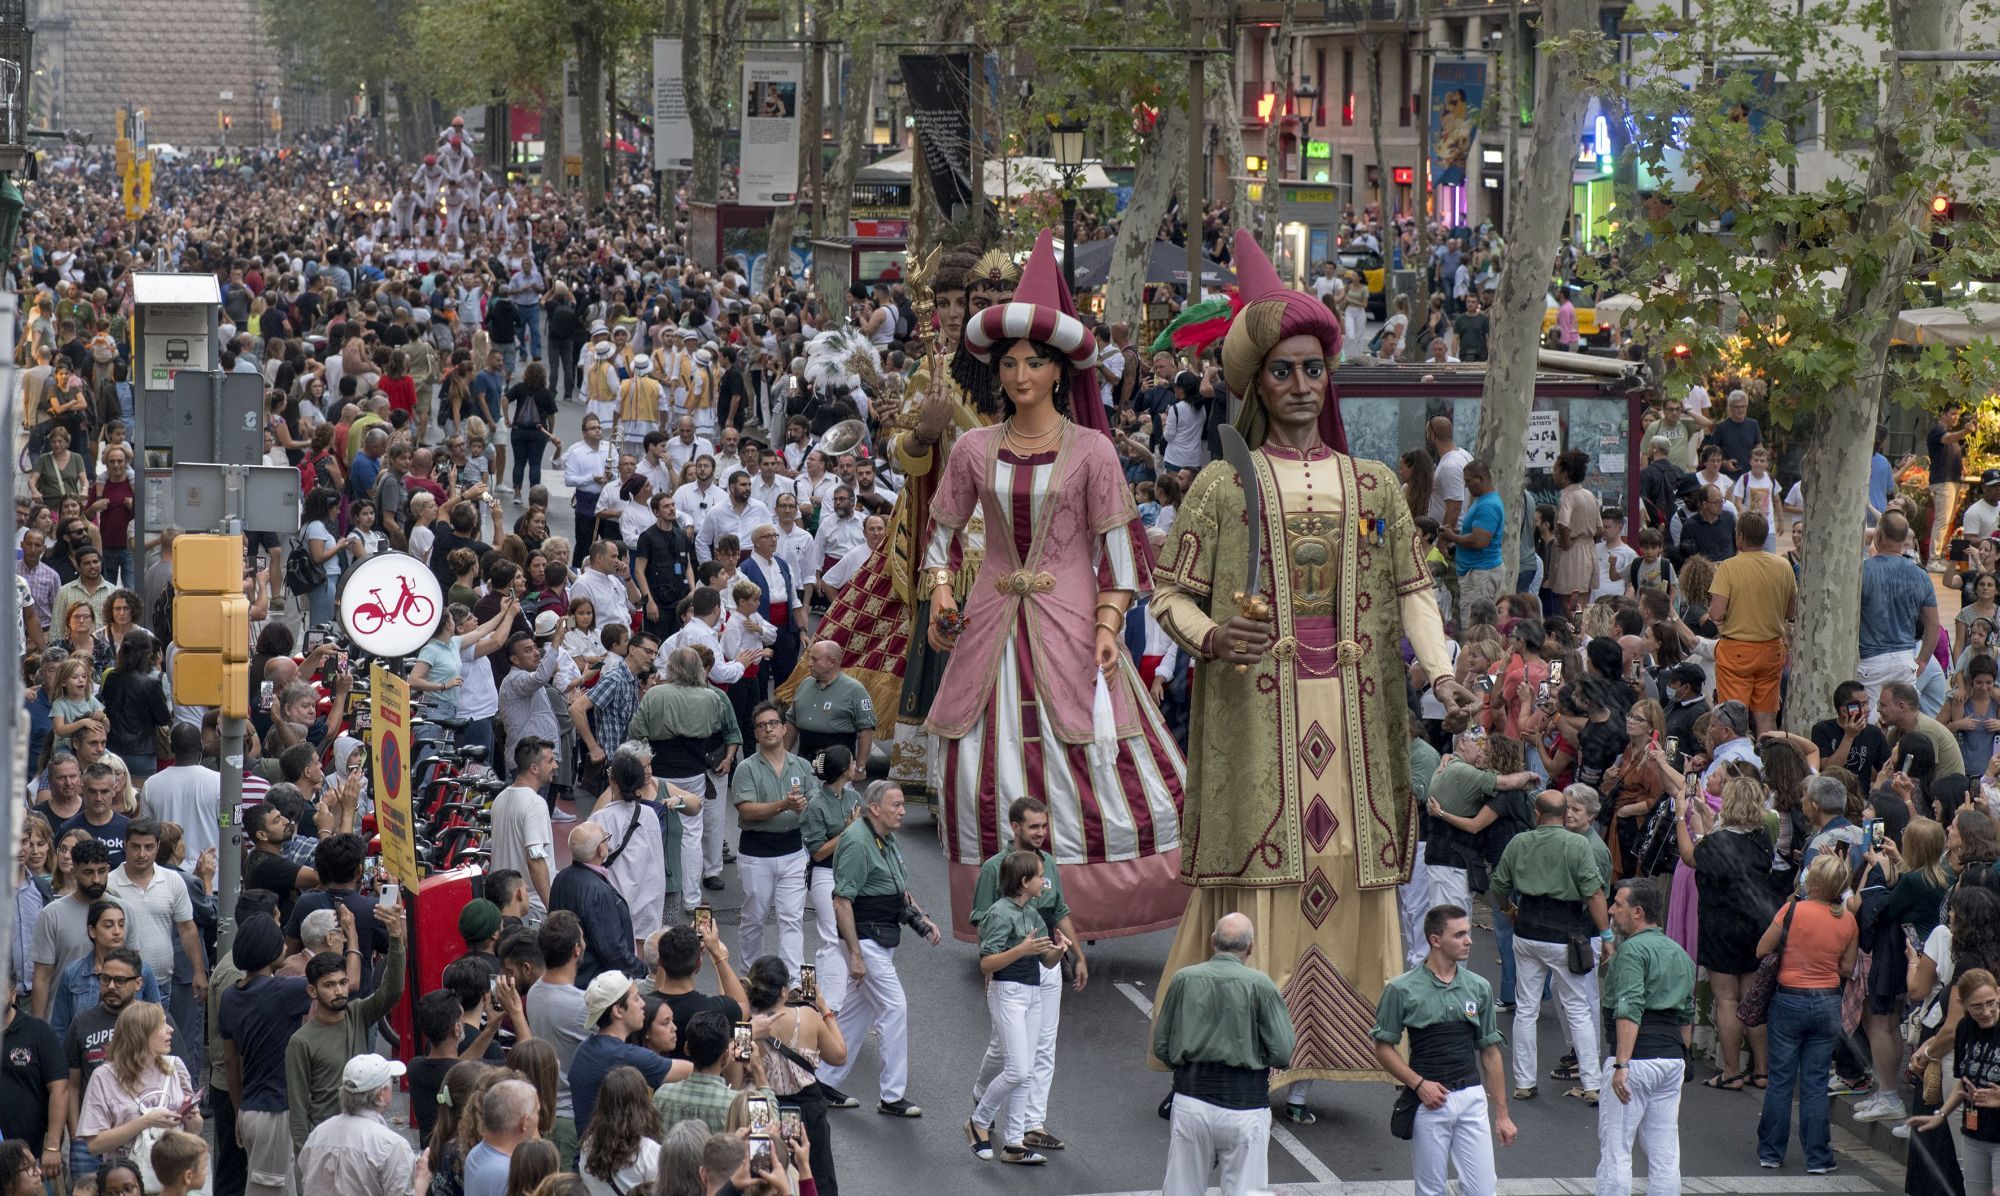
[338,551,444,659]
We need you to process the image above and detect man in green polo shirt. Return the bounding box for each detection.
[729,700,813,973]
[1595,878,1694,1196]
[815,781,939,1119]
[1492,790,1609,1106]
[787,640,876,762]
[1151,913,1295,1196]
[967,797,1088,1154]
[1372,904,1517,1196]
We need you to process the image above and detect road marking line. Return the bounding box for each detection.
[1115,981,1341,1185]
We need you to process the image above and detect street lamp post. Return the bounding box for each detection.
[1049,116,1088,295]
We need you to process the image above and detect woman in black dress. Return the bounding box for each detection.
[1679,773,1778,1089]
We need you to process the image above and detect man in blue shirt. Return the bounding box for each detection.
[567,970,685,1133]
[1856,511,1940,716]
[1867,428,1894,529]
[472,350,509,430]
[1438,459,1506,613]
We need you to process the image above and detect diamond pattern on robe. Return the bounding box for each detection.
[1299,721,1336,777]
[1299,868,1338,928]
[1303,797,1338,851]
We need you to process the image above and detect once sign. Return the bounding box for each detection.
[338,551,443,658]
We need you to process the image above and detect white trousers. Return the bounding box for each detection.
[1399,841,1433,969]
[1413,1084,1497,1196]
[1163,1094,1270,1196]
[816,937,908,1101]
[1513,937,1602,1092]
[1857,651,1917,718]
[666,773,708,907]
[1430,865,1471,918]
[971,977,1043,1145]
[738,849,807,972]
[809,866,849,1013]
[972,963,1062,1130]
[1594,1056,1684,1196]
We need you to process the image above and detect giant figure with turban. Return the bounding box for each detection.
[1149,229,1478,1106]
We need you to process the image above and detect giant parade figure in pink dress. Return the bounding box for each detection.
[921,230,1189,943]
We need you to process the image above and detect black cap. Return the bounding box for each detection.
[1981,468,2000,487]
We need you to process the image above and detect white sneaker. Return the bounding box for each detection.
[1891,1122,1913,1139]
[1855,1093,1907,1122]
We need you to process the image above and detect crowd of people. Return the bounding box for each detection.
[7,115,1998,1196]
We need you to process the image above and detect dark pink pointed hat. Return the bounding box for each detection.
[1219,227,1347,452]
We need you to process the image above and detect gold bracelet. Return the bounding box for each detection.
[927,568,954,591]
[1095,619,1121,635]
[1095,601,1126,618]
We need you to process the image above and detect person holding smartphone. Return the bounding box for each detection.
[966,852,1064,1166]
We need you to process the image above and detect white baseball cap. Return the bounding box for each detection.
[342,1053,407,1093]
[583,971,636,1028]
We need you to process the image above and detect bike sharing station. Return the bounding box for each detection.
[335,550,485,1062]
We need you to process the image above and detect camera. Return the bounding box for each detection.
[899,904,935,939]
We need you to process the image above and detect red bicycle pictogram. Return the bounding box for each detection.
[349,575,437,637]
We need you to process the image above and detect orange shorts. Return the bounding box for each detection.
[1715,637,1785,713]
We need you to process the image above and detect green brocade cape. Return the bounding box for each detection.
[1155,448,1432,891]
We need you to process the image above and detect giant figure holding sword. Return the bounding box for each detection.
[1149,229,1480,1107]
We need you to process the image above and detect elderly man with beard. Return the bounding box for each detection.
[285,903,408,1149]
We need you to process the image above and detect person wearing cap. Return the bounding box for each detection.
[569,971,687,1134]
[459,898,505,969]
[688,347,721,440]
[284,903,408,1149]
[1963,469,2000,542]
[218,914,311,1196]
[1707,511,1796,735]
[617,354,666,457]
[296,1054,420,1196]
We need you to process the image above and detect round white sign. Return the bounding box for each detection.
[337,551,444,658]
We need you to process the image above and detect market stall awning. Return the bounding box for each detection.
[855,150,1117,196]
[1893,303,2000,348]
[1067,237,1236,290]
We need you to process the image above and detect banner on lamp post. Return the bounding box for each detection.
[562,59,583,153]
[899,53,974,220]
[739,50,804,204]
[1428,57,1487,188]
[654,39,692,171]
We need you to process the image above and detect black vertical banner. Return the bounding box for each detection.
[899,53,974,219]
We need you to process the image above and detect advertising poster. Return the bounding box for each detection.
[739,50,804,204]
[1429,58,1488,187]
[370,664,421,894]
[654,39,692,171]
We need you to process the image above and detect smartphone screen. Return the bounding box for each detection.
[1549,661,1565,685]
[747,1135,775,1175]
[694,906,714,935]
[733,1022,753,1060]
[1665,736,1680,757]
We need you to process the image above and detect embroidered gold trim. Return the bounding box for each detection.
[995,570,1058,596]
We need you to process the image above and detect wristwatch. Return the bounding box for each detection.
[1611,1062,1629,1071]
[927,568,954,592]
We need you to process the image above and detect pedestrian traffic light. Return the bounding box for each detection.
[171,534,251,718]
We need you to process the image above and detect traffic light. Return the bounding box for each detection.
[171,534,251,718]
[1933,194,1953,219]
